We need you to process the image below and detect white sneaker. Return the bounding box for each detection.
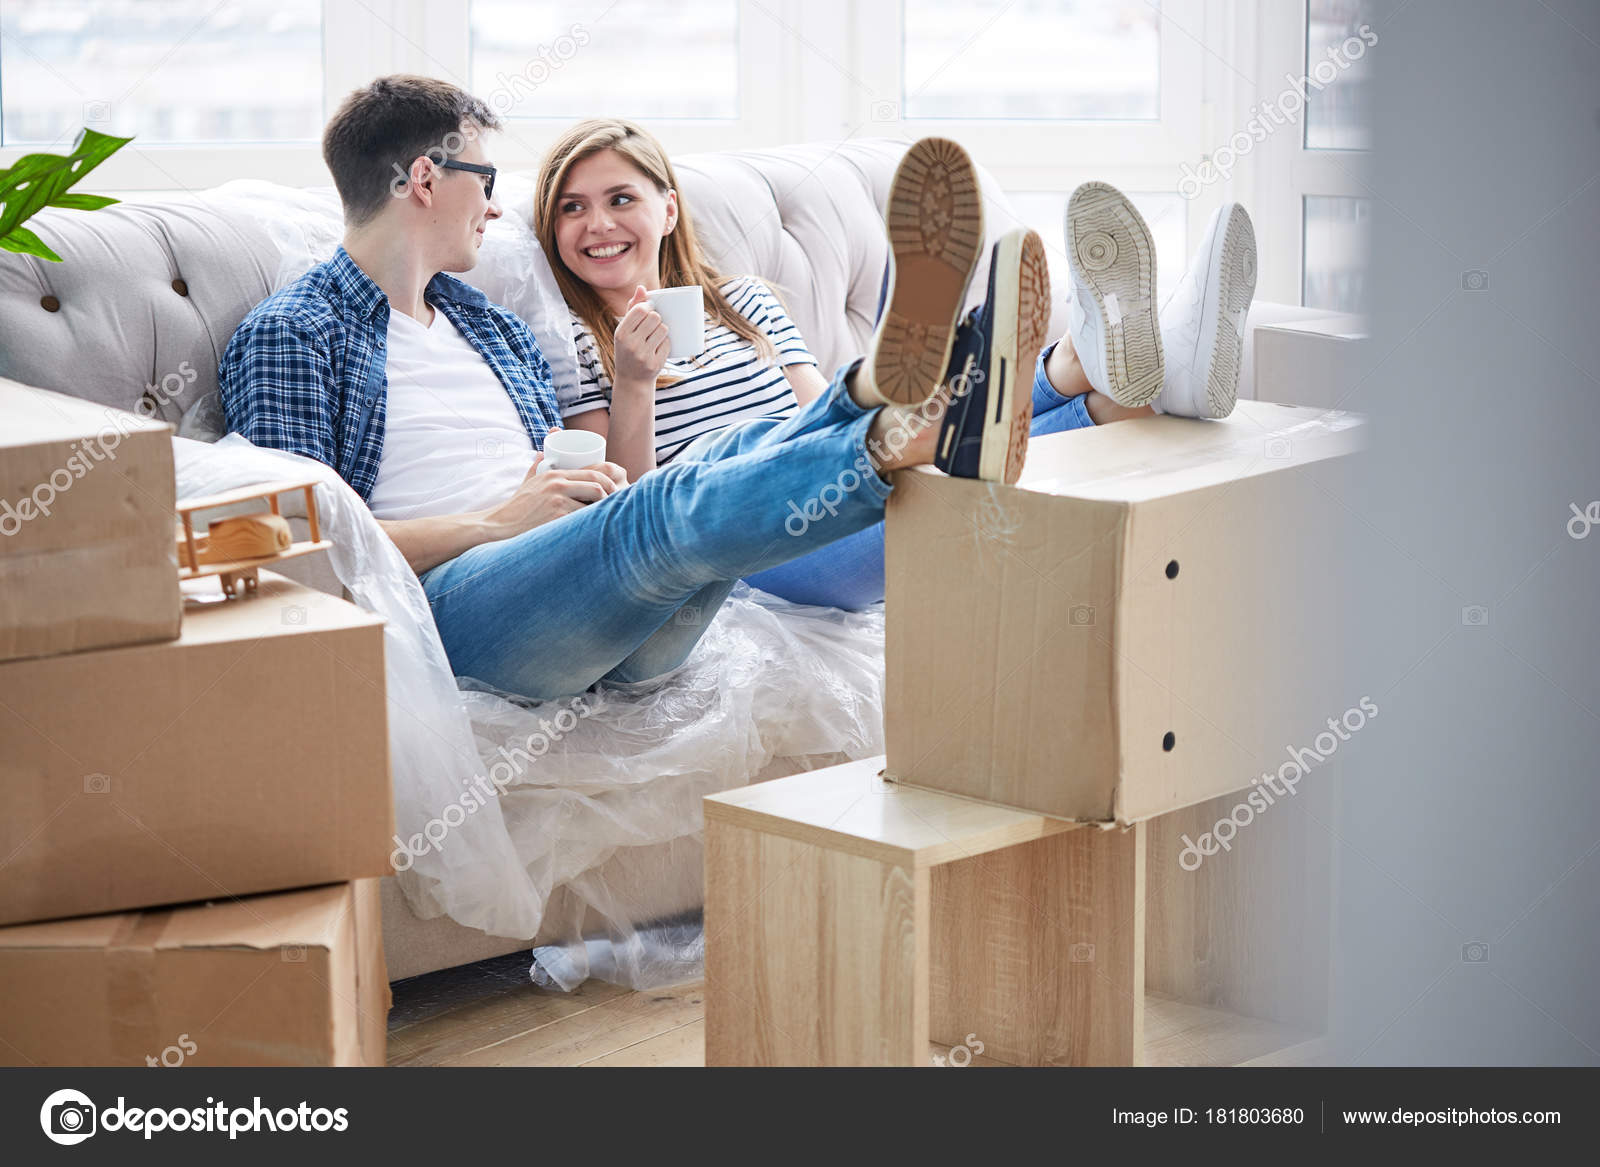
[1062,182,1164,407]
[1155,203,1257,419]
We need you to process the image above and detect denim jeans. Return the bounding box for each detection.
[420,361,890,701]
[1027,341,1096,436]
[742,341,1094,610]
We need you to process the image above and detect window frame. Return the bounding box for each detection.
[0,0,1364,311]
[1241,0,1372,305]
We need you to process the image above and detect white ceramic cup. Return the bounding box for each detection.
[537,428,607,474]
[645,285,705,360]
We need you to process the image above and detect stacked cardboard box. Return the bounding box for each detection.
[885,399,1365,823]
[0,380,181,662]
[0,881,387,1068]
[1252,313,1369,409]
[0,382,395,1066]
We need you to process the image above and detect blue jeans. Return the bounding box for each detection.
[743,342,1093,610]
[420,362,890,701]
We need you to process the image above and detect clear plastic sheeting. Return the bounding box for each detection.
[531,911,703,992]
[171,433,886,991]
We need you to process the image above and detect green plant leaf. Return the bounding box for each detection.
[0,224,63,262]
[0,129,132,244]
[50,193,120,211]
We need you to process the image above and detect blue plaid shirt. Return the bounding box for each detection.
[219,246,560,504]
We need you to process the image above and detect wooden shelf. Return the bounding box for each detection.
[706,756,1333,1067]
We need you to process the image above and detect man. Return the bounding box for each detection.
[220,76,1036,700]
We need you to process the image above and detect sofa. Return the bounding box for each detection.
[0,136,1317,982]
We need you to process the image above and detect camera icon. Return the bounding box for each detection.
[282,604,308,626]
[1461,604,1489,627]
[83,772,111,794]
[282,944,307,963]
[1265,436,1292,460]
[82,100,112,126]
[1461,941,1490,963]
[673,604,702,627]
[52,1099,94,1136]
[478,437,506,459]
[41,1089,97,1145]
[1069,942,1096,963]
[1461,269,1489,291]
[1069,604,1095,627]
[870,99,899,122]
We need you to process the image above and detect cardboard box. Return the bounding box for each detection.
[0,571,393,927]
[0,879,388,1066]
[1252,314,1369,409]
[885,400,1366,824]
[0,380,182,663]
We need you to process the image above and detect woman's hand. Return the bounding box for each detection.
[612,285,670,390]
[481,444,628,540]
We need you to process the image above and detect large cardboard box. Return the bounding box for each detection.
[885,400,1366,824]
[0,571,393,927]
[1252,314,1368,409]
[0,380,182,663]
[0,879,388,1066]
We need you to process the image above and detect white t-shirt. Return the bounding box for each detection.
[366,307,537,520]
[560,276,817,464]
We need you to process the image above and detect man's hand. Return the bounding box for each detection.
[480,443,628,541]
[613,285,670,390]
[376,436,628,575]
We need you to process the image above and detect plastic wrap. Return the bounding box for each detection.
[171,434,886,991]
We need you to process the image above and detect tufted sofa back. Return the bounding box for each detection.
[0,137,1023,427]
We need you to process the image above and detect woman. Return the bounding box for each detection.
[533,119,1252,609]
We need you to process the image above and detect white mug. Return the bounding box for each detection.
[537,428,606,474]
[645,285,705,361]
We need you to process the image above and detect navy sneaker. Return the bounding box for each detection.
[933,228,1051,484]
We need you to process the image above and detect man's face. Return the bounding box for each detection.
[427,133,501,273]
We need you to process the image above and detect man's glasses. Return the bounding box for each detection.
[438,159,496,201]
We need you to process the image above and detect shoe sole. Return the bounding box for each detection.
[867,138,985,407]
[1189,204,1257,418]
[1065,182,1163,408]
[971,230,1050,484]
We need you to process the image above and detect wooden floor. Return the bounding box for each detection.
[386,953,1324,1067]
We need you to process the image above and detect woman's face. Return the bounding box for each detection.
[553,148,677,303]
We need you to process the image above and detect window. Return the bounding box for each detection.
[0,0,323,145]
[1304,0,1374,150]
[469,0,739,121]
[1302,195,1368,314]
[902,0,1160,120]
[0,0,1356,303]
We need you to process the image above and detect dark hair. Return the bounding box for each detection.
[322,75,502,227]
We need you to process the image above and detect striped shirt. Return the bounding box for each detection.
[560,276,817,464]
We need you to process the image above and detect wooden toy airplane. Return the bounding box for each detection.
[174,479,332,598]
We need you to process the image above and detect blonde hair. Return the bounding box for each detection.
[534,118,775,387]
